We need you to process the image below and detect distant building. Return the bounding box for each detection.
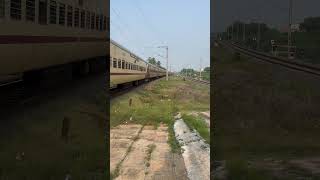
[279,24,302,33]
[291,24,300,32]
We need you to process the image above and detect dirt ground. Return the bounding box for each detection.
[110,124,188,180]
[0,74,107,179]
[212,44,320,179]
[174,113,210,180]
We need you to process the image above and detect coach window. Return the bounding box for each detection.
[86,11,90,29]
[103,16,107,31]
[74,8,79,27]
[0,0,4,18]
[67,5,72,27]
[11,0,22,20]
[122,60,125,69]
[59,3,65,25]
[118,60,121,68]
[26,0,35,22]
[99,15,103,31]
[39,0,47,24]
[49,0,57,24]
[113,58,117,68]
[95,15,99,30]
[91,12,95,29]
[80,10,85,28]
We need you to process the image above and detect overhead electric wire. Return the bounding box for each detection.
[111,2,167,64]
[130,0,165,46]
[110,20,131,44]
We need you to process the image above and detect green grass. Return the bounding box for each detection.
[182,114,210,144]
[0,89,107,179]
[212,44,320,178]
[145,144,156,168]
[110,77,210,152]
[225,159,275,180]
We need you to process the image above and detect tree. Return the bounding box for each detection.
[300,17,320,32]
[156,61,161,66]
[203,67,210,73]
[147,57,157,65]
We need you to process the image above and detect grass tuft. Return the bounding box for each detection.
[182,114,210,144]
[111,77,209,152]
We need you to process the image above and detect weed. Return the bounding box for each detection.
[145,144,156,167]
[110,126,144,178]
[111,77,209,152]
[213,44,320,179]
[182,114,210,144]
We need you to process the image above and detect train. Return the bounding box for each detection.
[110,39,167,89]
[0,0,108,86]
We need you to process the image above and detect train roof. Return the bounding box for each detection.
[148,63,166,70]
[110,39,166,70]
[110,39,147,64]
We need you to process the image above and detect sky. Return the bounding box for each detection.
[212,0,320,33]
[111,0,210,72]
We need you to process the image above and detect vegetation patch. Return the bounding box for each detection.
[145,144,156,168]
[213,44,320,179]
[0,80,107,180]
[110,126,144,179]
[110,77,210,152]
[182,114,210,144]
[224,159,273,180]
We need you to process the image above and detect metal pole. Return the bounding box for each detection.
[200,58,202,80]
[243,23,246,42]
[232,23,234,41]
[237,23,240,41]
[288,0,293,58]
[257,22,261,50]
[166,46,168,81]
[158,46,169,81]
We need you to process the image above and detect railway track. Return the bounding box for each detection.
[0,73,106,115]
[181,76,210,85]
[219,41,320,77]
[110,77,165,99]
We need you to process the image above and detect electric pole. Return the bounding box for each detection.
[243,22,246,42]
[199,58,202,80]
[237,22,240,41]
[231,23,234,41]
[288,0,293,59]
[257,22,261,50]
[158,46,169,81]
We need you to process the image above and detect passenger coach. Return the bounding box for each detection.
[110,40,166,89]
[0,0,108,85]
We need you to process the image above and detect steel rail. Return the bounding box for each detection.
[220,41,320,76]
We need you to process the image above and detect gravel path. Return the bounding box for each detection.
[110,124,188,180]
[174,118,210,180]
